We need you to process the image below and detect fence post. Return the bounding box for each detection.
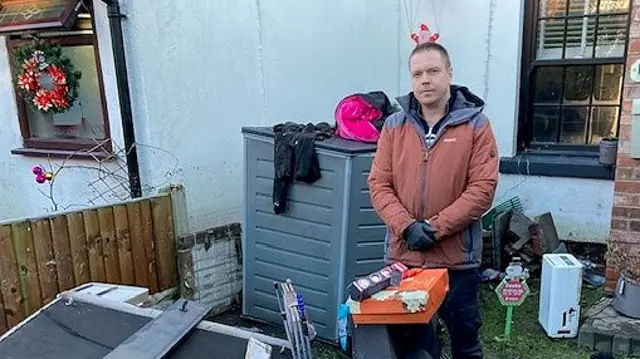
[159,184,191,297]
[166,184,190,239]
[160,184,195,300]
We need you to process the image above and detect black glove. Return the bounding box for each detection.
[404,221,437,251]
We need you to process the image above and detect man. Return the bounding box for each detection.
[367,42,499,359]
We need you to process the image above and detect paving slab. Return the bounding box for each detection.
[579,298,640,357]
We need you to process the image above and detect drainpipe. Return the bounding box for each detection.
[100,0,142,198]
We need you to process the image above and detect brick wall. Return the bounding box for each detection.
[606,1,640,292]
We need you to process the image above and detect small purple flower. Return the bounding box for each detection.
[32,166,43,175]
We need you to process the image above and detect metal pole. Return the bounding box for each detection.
[274,282,297,359]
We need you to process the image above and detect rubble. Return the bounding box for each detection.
[484,210,555,276]
[482,208,603,281]
[480,201,609,287]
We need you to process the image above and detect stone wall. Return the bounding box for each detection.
[606,0,640,292]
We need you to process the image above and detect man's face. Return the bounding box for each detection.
[409,49,452,107]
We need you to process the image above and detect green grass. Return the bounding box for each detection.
[310,280,608,359]
[478,279,602,359]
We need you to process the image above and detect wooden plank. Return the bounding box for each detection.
[151,195,177,290]
[11,221,42,315]
[0,225,23,327]
[50,216,74,291]
[102,300,210,359]
[0,284,6,333]
[67,212,90,285]
[98,207,121,284]
[140,200,159,293]
[127,202,149,287]
[31,219,59,305]
[83,209,106,282]
[114,205,135,285]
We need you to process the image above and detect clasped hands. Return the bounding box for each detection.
[404,220,437,251]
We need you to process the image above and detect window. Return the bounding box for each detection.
[517,0,631,151]
[2,1,112,157]
[0,0,82,33]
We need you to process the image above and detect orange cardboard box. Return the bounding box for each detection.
[348,269,449,325]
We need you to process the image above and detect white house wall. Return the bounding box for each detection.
[0,0,614,242]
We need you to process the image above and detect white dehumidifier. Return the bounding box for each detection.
[538,253,584,338]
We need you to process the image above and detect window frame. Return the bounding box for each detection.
[516,0,632,153]
[6,15,112,156]
[0,0,82,34]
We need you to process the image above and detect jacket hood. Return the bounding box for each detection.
[396,85,485,126]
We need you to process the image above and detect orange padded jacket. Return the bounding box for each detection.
[367,85,499,270]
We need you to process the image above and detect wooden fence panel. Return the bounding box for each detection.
[67,212,90,285]
[151,196,176,290]
[0,190,181,335]
[114,205,134,285]
[0,285,6,333]
[97,207,121,284]
[11,221,41,316]
[83,209,106,282]
[50,216,74,292]
[0,225,23,328]
[127,202,149,288]
[31,219,59,305]
[140,200,159,293]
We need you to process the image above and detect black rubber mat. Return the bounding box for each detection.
[0,300,292,359]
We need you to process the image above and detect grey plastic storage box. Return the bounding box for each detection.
[241,126,387,342]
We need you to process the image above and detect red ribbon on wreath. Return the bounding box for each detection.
[16,50,71,113]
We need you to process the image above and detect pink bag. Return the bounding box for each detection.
[334,91,394,143]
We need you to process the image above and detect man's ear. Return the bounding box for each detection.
[447,67,453,78]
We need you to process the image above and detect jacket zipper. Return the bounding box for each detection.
[414,113,454,222]
[420,127,435,221]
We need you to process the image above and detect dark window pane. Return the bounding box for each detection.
[565,16,596,59]
[536,18,565,60]
[593,64,623,104]
[595,15,628,58]
[599,0,630,13]
[563,66,593,104]
[560,107,589,144]
[568,0,598,16]
[589,106,619,144]
[534,67,563,103]
[539,0,568,17]
[532,106,560,143]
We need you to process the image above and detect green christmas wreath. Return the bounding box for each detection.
[13,39,82,114]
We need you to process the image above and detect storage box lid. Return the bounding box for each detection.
[348,269,448,324]
[241,126,377,155]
